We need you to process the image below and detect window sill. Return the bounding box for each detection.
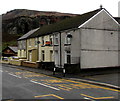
[54,44,59,46]
[64,44,71,46]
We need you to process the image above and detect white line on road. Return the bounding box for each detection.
[8,73,22,78]
[84,97,95,101]
[30,80,60,91]
[0,70,3,72]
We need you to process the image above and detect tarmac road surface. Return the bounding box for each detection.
[1,64,120,100]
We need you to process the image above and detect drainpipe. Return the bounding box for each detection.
[59,32,62,69]
[53,32,65,77]
[59,32,65,77]
[26,40,27,60]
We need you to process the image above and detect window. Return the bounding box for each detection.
[41,37,44,46]
[49,35,53,45]
[66,51,71,64]
[65,33,72,45]
[54,34,59,45]
[50,50,53,62]
[23,40,26,49]
[35,38,38,47]
[55,50,59,65]
[42,50,45,61]
[29,51,32,62]
[18,41,22,49]
[29,39,31,47]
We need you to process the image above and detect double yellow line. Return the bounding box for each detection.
[35,94,64,99]
[81,94,114,99]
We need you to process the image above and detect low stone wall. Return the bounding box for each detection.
[22,61,38,68]
[9,59,22,66]
[40,62,55,70]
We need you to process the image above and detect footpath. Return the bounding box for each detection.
[2,63,120,90]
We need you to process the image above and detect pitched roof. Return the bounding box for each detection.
[28,8,102,38]
[17,28,39,41]
[114,17,120,24]
[8,46,18,53]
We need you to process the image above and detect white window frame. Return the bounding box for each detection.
[49,35,53,45]
[35,37,38,47]
[41,50,45,61]
[29,39,31,47]
[54,34,59,45]
[65,33,71,45]
[41,36,44,46]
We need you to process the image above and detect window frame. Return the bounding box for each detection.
[65,33,71,45]
[54,34,59,45]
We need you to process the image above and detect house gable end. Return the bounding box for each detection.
[79,9,120,30]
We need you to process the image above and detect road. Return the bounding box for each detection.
[1,64,120,100]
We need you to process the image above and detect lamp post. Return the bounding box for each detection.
[37,40,40,61]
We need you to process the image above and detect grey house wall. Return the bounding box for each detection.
[53,29,81,69]
[80,9,120,69]
[69,30,81,64]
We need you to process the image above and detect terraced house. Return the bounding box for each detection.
[28,28,54,69]
[17,28,39,66]
[17,7,120,74]
[17,27,54,68]
[18,28,39,60]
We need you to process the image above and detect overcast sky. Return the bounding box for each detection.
[1,0,120,17]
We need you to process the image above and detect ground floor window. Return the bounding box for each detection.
[50,50,53,62]
[55,50,59,66]
[66,51,71,64]
[41,50,45,61]
[29,52,32,62]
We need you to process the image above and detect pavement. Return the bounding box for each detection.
[2,63,120,90]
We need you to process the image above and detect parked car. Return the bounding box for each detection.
[11,56,19,60]
[2,57,8,61]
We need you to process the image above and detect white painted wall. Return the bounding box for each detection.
[80,9,119,69]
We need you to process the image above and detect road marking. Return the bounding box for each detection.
[84,97,95,101]
[41,79,67,83]
[70,78,120,90]
[24,74,44,77]
[81,94,114,99]
[0,70,3,72]
[30,80,60,91]
[66,79,120,92]
[8,73,22,78]
[35,94,64,99]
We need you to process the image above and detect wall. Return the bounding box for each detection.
[9,59,22,66]
[38,35,54,62]
[53,29,81,68]
[80,9,119,69]
[18,40,27,58]
[27,38,38,62]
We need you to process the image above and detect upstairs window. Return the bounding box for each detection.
[35,38,38,47]
[54,34,59,45]
[41,36,44,46]
[65,33,72,45]
[18,41,22,49]
[29,39,31,47]
[49,35,53,45]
